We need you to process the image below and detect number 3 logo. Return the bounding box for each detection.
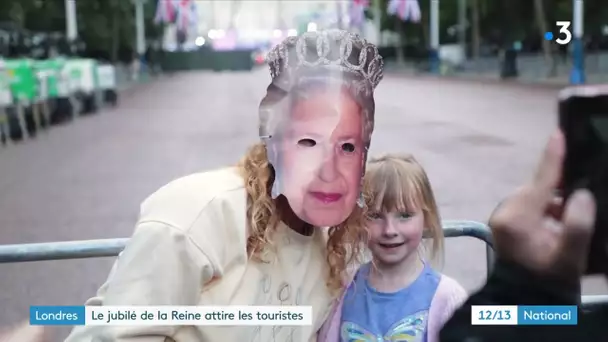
[556,21,572,45]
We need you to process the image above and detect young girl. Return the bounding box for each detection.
[318,153,467,342]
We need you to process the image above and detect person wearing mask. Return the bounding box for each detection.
[64,30,384,342]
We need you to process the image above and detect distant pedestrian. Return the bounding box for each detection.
[130,54,140,82]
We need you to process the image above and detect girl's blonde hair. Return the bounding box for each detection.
[363,153,444,266]
[237,143,366,294]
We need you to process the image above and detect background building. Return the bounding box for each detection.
[161,0,361,50]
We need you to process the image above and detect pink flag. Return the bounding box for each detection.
[175,0,192,32]
[154,0,177,24]
[350,0,370,28]
[189,1,198,31]
[387,0,421,22]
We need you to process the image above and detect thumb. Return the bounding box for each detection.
[559,189,596,273]
[534,131,565,195]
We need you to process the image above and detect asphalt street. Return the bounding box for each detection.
[0,68,606,340]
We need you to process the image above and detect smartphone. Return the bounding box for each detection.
[558,85,608,275]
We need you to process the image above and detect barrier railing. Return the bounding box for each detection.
[0,237,129,263]
[0,220,604,307]
[442,220,495,275]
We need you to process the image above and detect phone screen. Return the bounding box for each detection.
[559,86,608,275]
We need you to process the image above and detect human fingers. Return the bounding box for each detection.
[488,191,530,258]
[489,186,528,220]
[558,189,596,275]
[533,130,566,203]
[488,186,533,239]
[547,196,564,219]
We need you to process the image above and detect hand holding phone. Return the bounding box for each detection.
[559,86,608,275]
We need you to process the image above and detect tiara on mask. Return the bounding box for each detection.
[265,29,384,95]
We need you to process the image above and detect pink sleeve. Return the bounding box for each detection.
[426,275,468,342]
[317,268,359,342]
[317,296,344,342]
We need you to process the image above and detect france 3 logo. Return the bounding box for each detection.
[544,21,572,45]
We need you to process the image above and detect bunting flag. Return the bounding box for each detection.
[174,0,199,32]
[175,0,192,32]
[387,0,421,23]
[154,0,176,24]
[349,0,369,28]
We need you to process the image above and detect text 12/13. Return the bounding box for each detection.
[471,305,578,325]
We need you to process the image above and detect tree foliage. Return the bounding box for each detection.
[3,0,608,62]
[372,0,608,52]
[0,0,162,62]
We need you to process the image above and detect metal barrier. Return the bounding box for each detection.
[0,220,604,306]
[0,220,492,264]
[0,237,128,263]
[442,220,495,275]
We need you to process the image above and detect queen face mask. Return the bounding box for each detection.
[260,30,384,227]
[266,86,366,228]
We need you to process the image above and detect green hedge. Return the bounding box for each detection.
[160,48,255,72]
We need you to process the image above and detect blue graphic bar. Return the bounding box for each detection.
[517,305,578,325]
[30,306,85,325]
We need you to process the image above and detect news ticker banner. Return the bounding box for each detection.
[30,305,577,326]
[471,305,578,325]
[30,306,312,326]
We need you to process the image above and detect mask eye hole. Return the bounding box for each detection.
[341,142,356,153]
[298,138,316,147]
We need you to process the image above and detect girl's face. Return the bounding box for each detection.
[366,210,425,266]
[277,88,364,227]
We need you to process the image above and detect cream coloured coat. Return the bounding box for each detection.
[65,167,334,342]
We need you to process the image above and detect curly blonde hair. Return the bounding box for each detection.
[237,143,367,294]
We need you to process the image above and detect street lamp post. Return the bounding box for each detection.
[430,0,440,74]
[63,0,80,119]
[372,0,382,44]
[336,0,343,30]
[570,0,585,84]
[458,0,466,55]
[133,0,147,64]
[276,0,284,32]
[65,0,78,46]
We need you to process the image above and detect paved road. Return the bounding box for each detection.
[0,69,606,340]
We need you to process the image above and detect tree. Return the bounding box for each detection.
[0,0,162,62]
[470,0,480,59]
[394,17,404,65]
[370,0,608,61]
[533,0,554,76]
